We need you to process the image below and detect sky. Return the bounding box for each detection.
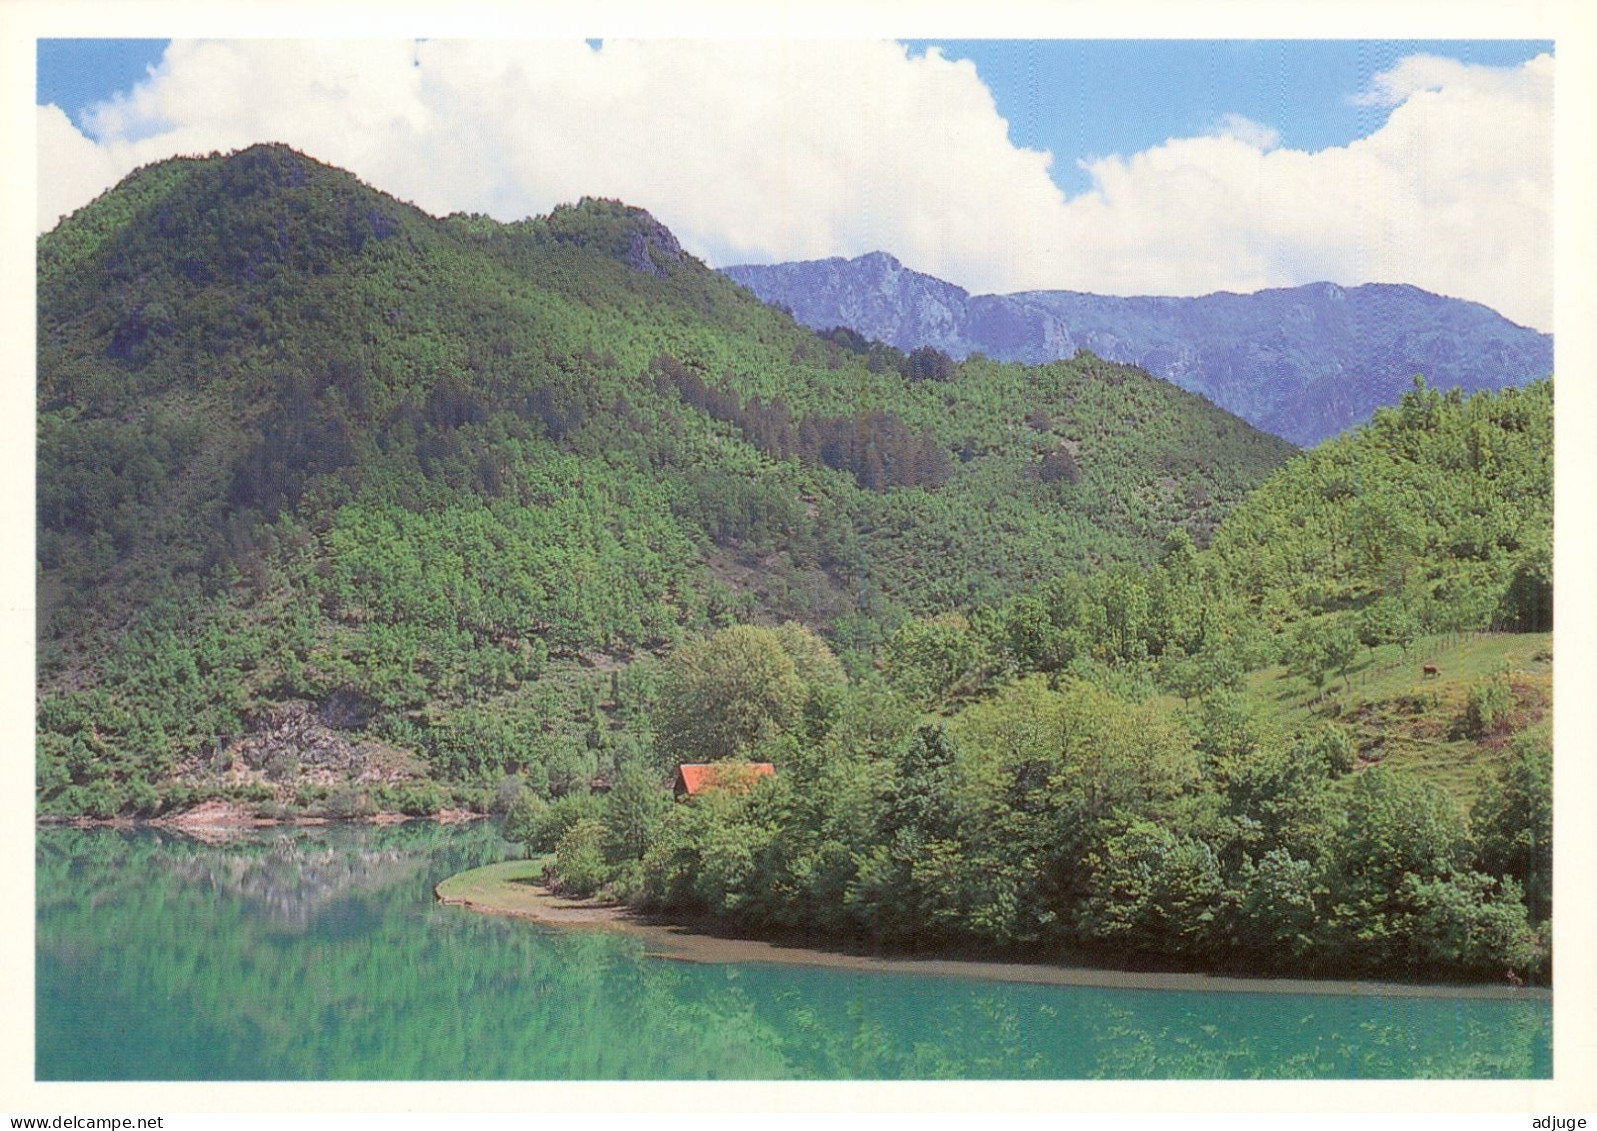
[35,37,1555,330]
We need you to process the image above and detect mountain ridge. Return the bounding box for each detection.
[721,253,1553,446]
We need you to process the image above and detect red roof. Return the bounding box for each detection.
[675,762,776,796]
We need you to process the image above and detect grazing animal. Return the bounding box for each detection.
[1422,664,1441,679]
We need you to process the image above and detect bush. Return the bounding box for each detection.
[321,784,376,819]
[605,857,646,903]
[162,782,206,812]
[1471,734,1552,921]
[78,780,124,820]
[1464,672,1513,738]
[502,790,547,848]
[1297,723,1355,776]
[123,776,163,817]
[377,779,447,816]
[506,790,606,853]
[1406,872,1545,979]
[552,817,610,898]
[491,773,526,814]
[448,782,492,812]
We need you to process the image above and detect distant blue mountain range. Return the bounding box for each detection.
[721,252,1553,446]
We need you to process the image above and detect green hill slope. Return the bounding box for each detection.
[521,380,1552,981]
[1208,378,1552,632]
[36,144,1293,817]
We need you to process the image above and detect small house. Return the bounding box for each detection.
[673,762,776,799]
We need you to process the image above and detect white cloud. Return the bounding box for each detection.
[1208,113,1281,151]
[1039,52,1553,329]
[37,104,138,232]
[36,41,1553,331]
[1350,53,1489,109]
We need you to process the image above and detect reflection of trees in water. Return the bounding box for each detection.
[42,823,501,930]
[159,837,422,932]
[1081,996,1553,1080]
[702,974,1550,1080]
[38,825,795,1079]
[36,827,1551,1081]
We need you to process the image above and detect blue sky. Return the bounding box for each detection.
[34,38,1556,329]
[36,39,168,124]
[908,40,1552,195]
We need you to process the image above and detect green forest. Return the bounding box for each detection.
[37,145,1552,983]
[506,378,1552,983]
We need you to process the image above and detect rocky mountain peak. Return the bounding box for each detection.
[545,197,689,277]
[720,253,1553,446]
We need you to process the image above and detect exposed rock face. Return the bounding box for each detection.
[721,255,1554,446]
[233,699,364,776]
[544,196,691,277]
[965,293,1076,364]
[624,224,685,277]
[215,699,418,787]
[726,251,973,354]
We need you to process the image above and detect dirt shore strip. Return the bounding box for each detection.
[435,860,1551,1002]
[43,802,488,833]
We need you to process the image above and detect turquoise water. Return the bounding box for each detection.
[35,824,1551,1080]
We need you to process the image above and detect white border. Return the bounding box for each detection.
[2,0,1593,1116]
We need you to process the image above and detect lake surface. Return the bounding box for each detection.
[35,823,1551,1080]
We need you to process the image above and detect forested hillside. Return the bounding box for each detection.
[37,145,1552,984]
[37,144,1289,820]
[516,378,1553,983]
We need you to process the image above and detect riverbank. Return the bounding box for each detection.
[39,800,488,838]
[435,859,1551,1002]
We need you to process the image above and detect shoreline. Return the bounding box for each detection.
[38,801,489,836]
[434,859,1552,1003]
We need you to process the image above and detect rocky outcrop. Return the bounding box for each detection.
[232,699,365,778]
[204,698,419,788]
[623,224,685,277]
[725,251,975,354]
[544,196,692,278]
